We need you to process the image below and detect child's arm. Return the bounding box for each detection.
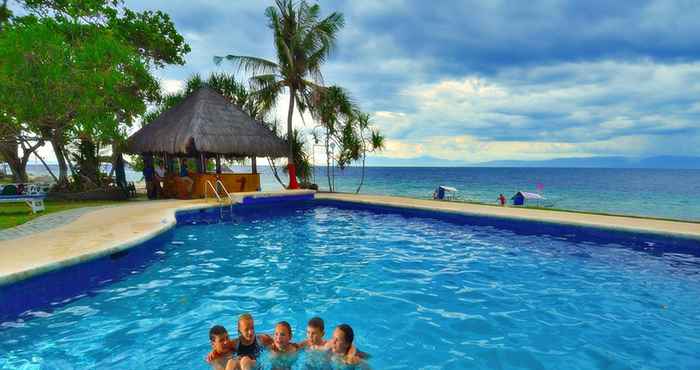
[205,339,237,363]
[258,334,274,347]
[291,341,305,351]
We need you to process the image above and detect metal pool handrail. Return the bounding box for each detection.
[204,180,222,202]
[215,180,234,202]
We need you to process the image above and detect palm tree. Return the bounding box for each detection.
[214,0,344,188]
[312,85,354,192]
[354,112,385,193]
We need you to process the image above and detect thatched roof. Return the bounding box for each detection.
[126,86,288,157]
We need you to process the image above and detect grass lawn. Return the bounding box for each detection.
[0,199,140,230]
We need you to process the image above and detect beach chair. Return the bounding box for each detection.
[0,183,47,213]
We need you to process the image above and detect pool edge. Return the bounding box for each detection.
[2,190,698,287]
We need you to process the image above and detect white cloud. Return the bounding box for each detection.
[160,79,185,95]
[368,60,700,160]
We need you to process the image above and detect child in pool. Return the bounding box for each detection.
[299,317,327,351]
[207,313,273,370]
[268,321,302,369]
[298,317,334,368]
[328,324,369,367]
[208,325,234,370]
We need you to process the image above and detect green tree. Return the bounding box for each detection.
[311,85,354,192]
[0,17,157,187]
[214,0,344,187]
[352,112,385,193]
[0,118,44,183]
[0,1,189,189]
[0,0,11,32]
[311,93,385,193]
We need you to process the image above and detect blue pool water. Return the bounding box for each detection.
[1,201,699,369]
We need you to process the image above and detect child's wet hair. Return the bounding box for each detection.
[337,324,354,345]
[308,317,324,332]
[238,313,254,334]
[276,321,292,336]
[209,325,228,341]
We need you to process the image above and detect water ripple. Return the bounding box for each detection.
[2,205,699,369]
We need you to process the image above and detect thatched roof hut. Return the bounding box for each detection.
[126,86,287,157]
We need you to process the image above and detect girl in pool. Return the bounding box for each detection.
[207,313,273,370]
[229,313,273,370]
[328,324,369,368]
[268,321,302,369]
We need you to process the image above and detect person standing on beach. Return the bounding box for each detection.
[498,194,506,206]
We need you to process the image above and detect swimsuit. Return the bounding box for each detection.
[237,336,261,359]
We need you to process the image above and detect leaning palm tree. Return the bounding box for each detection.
[214,0,344,188]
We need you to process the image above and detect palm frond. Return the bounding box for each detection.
[213,54,279,76]
[371,129,385,151]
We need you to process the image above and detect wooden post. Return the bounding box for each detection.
[197,153,205,173]
[251,157,257,174]
[215,155,222,174]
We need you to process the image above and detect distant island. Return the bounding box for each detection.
[365,155,700,169]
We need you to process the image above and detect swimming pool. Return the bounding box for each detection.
[1,200,699,369]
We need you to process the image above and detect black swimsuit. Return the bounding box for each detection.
[237,336,261,359]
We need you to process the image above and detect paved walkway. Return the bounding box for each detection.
[0,206,110,241]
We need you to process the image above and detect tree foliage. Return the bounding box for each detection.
[0,0,189,188]
[214,0,344,166]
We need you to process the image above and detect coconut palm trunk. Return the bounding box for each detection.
[326,127,333,192]
[286,87,296,165]
[356,133,366,194]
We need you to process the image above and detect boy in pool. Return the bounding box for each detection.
[299,317,327,350]
[328,324,369,367]
[208,325,234,370]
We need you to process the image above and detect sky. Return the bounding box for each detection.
[16,0,700,164]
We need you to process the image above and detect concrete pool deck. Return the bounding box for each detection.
[1,191,698,287]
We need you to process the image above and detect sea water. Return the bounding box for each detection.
[22,164,700,220]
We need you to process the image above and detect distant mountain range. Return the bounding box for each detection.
[366,155,700,169]
[365,155,471,167]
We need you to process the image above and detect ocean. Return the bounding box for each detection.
[19,164,700,222]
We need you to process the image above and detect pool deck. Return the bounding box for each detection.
[1,191,698,287]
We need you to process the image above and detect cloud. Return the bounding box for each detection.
[160,79,184,95]
[20,0,695,163]
[385,61,700,147]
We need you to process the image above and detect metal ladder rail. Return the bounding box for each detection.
[215,180,236,216]
[204,180,225,219]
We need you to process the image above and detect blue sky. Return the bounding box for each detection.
[17,0,700,163]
